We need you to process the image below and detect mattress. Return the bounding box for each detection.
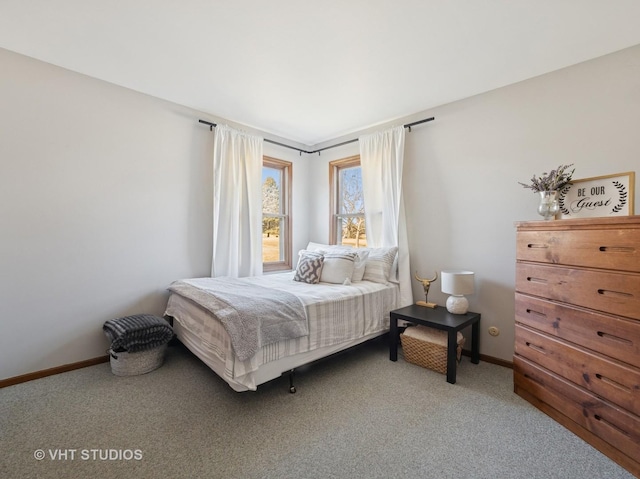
[165,272,400,391]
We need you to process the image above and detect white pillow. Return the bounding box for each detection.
[363,247,398,284]
[389,250,399,284]
[306,241,354,253]
[320,251,357,284]
[306,241,331,252]
[351,250,370,282]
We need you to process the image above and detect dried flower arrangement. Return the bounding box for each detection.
[518,164,575,192]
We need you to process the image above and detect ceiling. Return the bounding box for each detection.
[2,1,640,146]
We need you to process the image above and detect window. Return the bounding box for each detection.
[329,155,367,247]
[262,157,292,271]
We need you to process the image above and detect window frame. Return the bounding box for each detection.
[329,155,365,246]
[262,156,292,272]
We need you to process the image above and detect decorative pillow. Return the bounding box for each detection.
[351,250,370,282]
[389,250,400,284]
[363,247,398,284]
[320,251,357,284]
[293,251,324,284]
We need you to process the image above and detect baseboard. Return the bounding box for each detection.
[0,355,110,388]
[461,349,513,369]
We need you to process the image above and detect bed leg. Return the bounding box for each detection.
[288,369,296,394]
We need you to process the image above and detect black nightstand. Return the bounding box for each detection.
[390,305,481,384]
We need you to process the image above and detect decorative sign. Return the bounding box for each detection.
[558,172,635,219]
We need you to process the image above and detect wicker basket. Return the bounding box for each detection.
[400,326,465,374]
[108,344,167,376]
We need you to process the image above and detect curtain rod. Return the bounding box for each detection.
[198,116,435,155]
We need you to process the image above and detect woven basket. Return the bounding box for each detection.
[108,344,167,376]
[400,326,465,374]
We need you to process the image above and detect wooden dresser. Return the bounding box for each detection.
[514,216,640,476]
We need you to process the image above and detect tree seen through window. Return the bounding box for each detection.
[330,156,367,248]
[262,158,291,271]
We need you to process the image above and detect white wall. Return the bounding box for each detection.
[308,44,640,361]
[0,48,308,380]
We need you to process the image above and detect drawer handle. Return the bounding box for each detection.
[527,243,549,249]
[526,277,548,284]
[597,289,633,299]
[597,331,633,346]
[525,308,547,318]
[594,414,631,437]
[525,342,546,354]
[595,373,632,393]
[599,246,636,253]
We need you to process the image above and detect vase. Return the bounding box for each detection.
[537,190,559,220]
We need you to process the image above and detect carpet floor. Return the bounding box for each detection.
[1,338,635,479]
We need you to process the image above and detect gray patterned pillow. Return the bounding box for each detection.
[294,250,324,284]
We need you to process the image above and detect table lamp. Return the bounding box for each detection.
[441,270,474,314]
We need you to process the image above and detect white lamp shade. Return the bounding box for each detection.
[441,270,475,295]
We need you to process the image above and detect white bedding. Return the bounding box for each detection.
[164,272,400,391]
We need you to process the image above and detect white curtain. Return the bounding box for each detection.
[359,125,412,307]
[211,124,263,277]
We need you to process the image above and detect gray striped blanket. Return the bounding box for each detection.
[168,277,308,361]
[103,314,174,352]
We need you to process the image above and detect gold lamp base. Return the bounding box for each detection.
[416,301,437,308]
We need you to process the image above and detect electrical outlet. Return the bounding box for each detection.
[488,326,500,337]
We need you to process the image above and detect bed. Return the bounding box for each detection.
[164,245,402,392]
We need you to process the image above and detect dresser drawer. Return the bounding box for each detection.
[516,262,640,320]
[515,293,640,365]
[514,356,640,463]
[515,325,640,416]
[517,228,640,272]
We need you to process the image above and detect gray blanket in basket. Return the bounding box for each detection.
[103,314,174,353]
[168,277,308,361]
